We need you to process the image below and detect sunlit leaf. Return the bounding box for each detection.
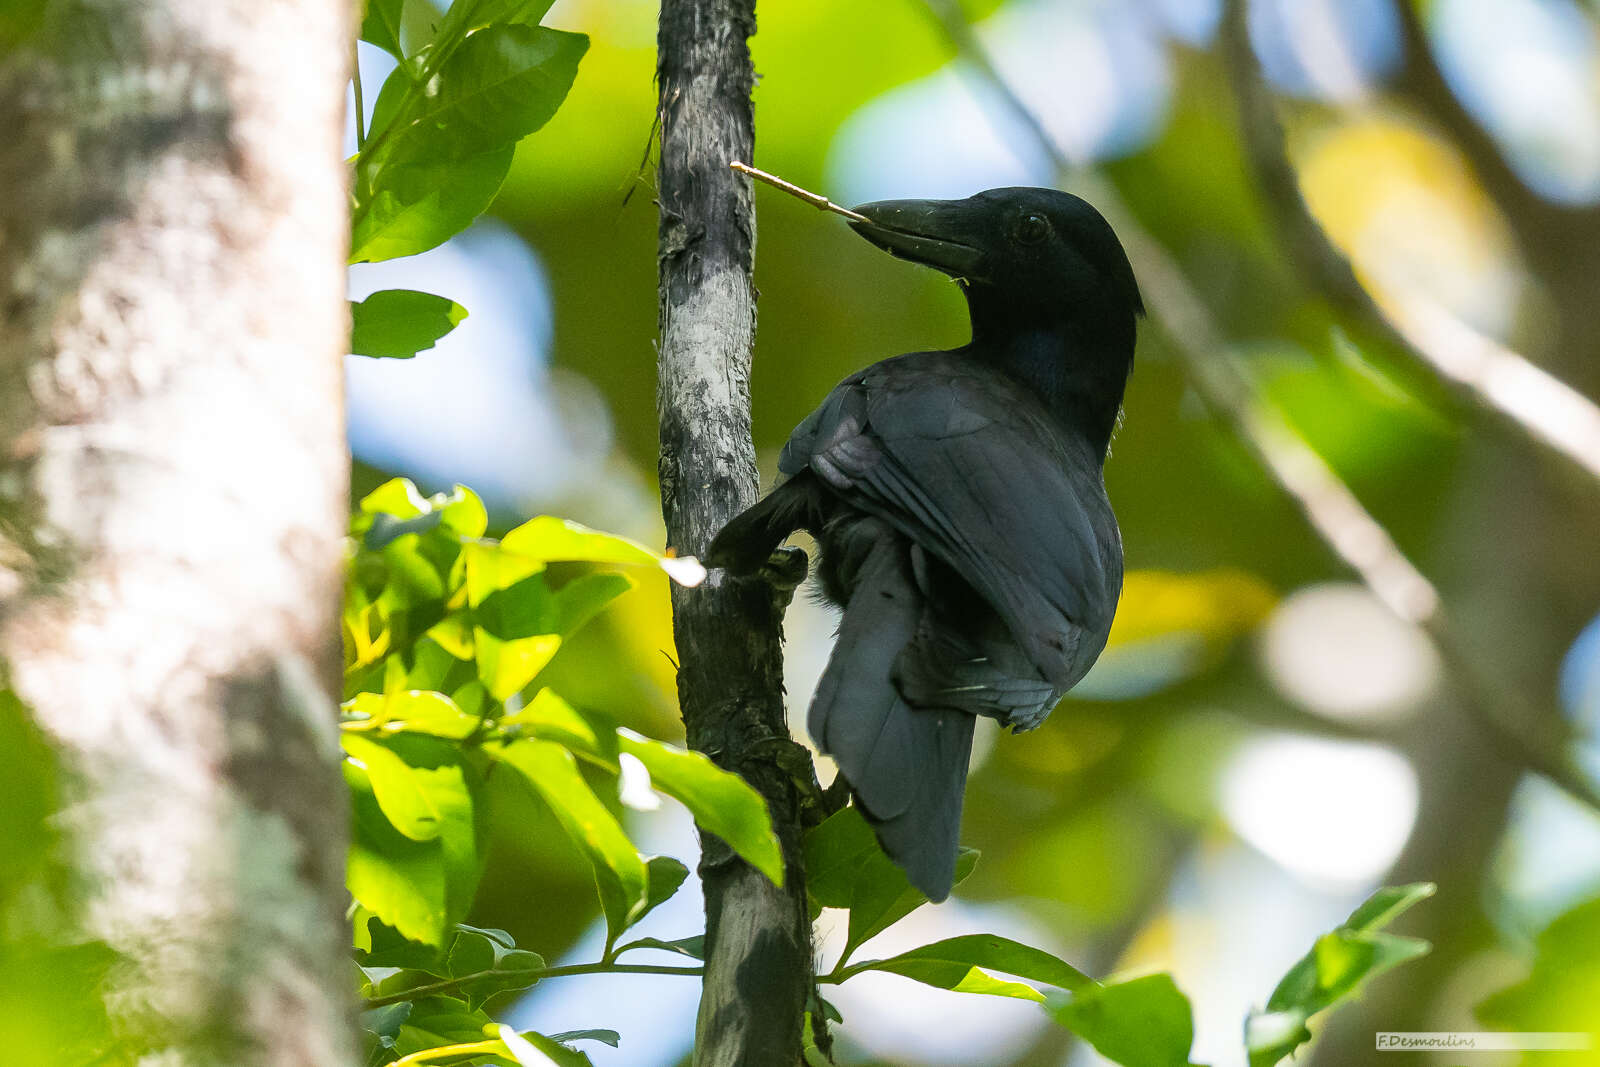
[380,26,588,169]
[502,687,607,753]
[345,759,449,945]
[501,515,705,586]
[1477,895,1600,1041]
[361,477,432,520]
[437,485,488,539]
[342,734,443,841]
[498,1025,595,1067]
[475,627,561,701]
[616,730,783,886]
[464,542,547,609]
[351,145,514,263]
[1246,883,1434,1067]
[1047,974,1198,1067]
[344,690,481,740]
[350,289,467,359]
[491,739,648,947]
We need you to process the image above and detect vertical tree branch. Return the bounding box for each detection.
[0,1,354,1062]
[654,2,815,1064]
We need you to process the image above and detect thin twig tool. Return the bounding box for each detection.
[729,161,868,223]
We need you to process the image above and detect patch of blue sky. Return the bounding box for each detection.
[1430,0,1600,204]
[1247,0,1402,101]
[826,1,1173,203]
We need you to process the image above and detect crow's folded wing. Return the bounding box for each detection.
[781,353,1122,691]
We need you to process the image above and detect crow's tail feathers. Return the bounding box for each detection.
[705,471,827,575]
[809,528,975,902]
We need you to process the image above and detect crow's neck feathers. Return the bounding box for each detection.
[962,296,1136,461]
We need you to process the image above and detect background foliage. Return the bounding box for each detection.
[342,0,1600,1063]
[4,0,1599,1063]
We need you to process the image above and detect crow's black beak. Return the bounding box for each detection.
[849,199,986,282]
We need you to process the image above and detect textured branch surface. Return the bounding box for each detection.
[0,2,354,1062]
[654,2,814,1064]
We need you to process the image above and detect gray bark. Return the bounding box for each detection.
[0,2,355,1063]
[654,2,816,1064]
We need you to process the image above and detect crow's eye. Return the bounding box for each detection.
[1016,213,1050,245]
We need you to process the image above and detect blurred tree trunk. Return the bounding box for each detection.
[655,2,816,1064]
[0,2,354,1063]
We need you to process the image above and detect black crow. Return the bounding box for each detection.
[707,188,1142,900]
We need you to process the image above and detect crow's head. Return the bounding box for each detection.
[848,188,1143,332]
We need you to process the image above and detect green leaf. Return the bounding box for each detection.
[350,289,467,359]
[804,805,977,961]
[1047,974,1198,1067]
[350,145,514,263]
[497,1026,596,1067]
[1477,895,1600,1038]
[635,855,690,927]
[345,759,449,945]
[843,934,1094,994]
[342,733,443,841]
[440,925,546,1009]
[359,0,407,59]
[350,22,585,263]
[1246,882,1435,1067]
[380,25,588,168]
[465,543,562,642]
[405,638,460,691]
[1342,882,1436,934]
[391,996,497,1058]
[616,730,783,886]
[502,687,609,754]
[360,1000,411,1053]
[492,739,648,949]
[474,627,561,701]
[463,542,547,610]
[500,515,706,586]
[437,485,488,539]
[361,477,431,520]
[358,916,452,972]
[552,571,635,636]
[343,690,480,740]
[432,0,559,48]
[612,935,704,961]
[546,1030,621,1049]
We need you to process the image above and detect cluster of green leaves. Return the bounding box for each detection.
[343,478,779,1065]
[799,807,1433,1067]
[348,0,588,359]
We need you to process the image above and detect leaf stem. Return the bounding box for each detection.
[353,56,367,147]
[362,961,705,1008]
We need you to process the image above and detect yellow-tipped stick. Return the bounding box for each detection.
[729,161,868,223]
